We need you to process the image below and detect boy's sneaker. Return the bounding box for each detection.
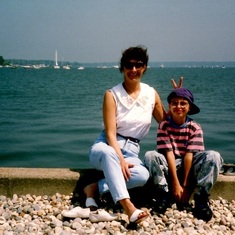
[176,202,192,212]
[152,189,172,214]
[193,191,213,222]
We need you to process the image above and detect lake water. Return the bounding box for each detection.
[0,66,234,168]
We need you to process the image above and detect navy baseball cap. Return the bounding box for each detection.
[167,87,200,115]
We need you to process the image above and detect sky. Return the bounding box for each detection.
[1,0,235,63]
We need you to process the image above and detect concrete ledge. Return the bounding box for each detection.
[0,168,234,201]
[210,174,235,201]
[0,168,80,197]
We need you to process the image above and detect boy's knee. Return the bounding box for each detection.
[144,150,156,161]
[206,150,222,161]
[205,150,223,168]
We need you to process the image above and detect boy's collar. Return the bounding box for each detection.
[168,116,191,128]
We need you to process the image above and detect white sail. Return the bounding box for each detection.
[54,50,60,69]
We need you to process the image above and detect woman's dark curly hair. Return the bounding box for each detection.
[119,45,149,73]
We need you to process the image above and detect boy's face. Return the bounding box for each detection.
[169,97,190,119]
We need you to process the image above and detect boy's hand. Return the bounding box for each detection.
[173,185,191,204]
[181,187,191,204]
[172,184,184,202]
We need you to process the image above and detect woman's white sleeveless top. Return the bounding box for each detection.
[110,82,155,140]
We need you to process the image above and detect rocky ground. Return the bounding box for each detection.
[0,193,234,235]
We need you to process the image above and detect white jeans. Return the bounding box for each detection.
[89,131,149,203]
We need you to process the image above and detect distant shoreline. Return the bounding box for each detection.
[2,59,235,69]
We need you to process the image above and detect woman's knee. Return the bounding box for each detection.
[89,143,120,170]
[90,142,116,159]
[132,165,150,186]
[140,166,150,183]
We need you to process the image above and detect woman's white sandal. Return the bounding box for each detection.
[129,209,149,223]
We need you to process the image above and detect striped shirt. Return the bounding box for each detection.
[157,117,205,158]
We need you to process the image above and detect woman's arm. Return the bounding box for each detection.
[171,77,183,88]
[103,90,133,181]
[103,90,118,147]
[152,90,167,123]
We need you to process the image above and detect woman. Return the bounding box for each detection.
[63,46,182,223]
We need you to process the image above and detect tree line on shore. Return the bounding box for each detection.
[0,56,9,66]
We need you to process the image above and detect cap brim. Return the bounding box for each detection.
[188,103,200,115]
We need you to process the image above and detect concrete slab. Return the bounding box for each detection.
[0,168,80,197]
[0,168,234,200]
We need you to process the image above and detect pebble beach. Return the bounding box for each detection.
[0,193,234,235]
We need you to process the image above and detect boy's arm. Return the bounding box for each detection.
[182,152,193,187]
[179,152,194,204]
[165,151,182,201]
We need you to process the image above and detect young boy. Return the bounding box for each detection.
[144,87,223,222]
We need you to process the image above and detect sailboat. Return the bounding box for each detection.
[63,65,70,70]
[78,66,84,70]
[54,50,60,69]
[61,56,70,69]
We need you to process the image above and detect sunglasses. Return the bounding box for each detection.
[124,61,145,70]
[170,101,189,108]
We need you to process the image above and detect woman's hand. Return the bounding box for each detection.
[171,77,183,88]
[120,159,134,181]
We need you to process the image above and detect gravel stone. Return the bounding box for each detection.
[0,193,234,234]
